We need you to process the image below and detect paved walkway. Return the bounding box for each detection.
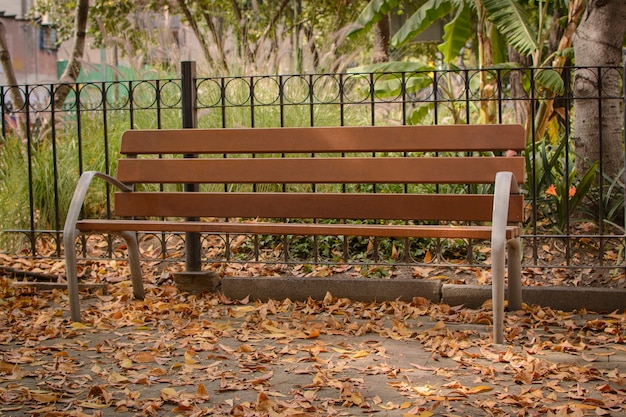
[0,280,625,416]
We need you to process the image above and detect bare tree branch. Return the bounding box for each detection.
[54,0,89,108]
[176,0,217,70]
[0,20,27,138]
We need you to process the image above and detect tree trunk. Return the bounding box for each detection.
[573,0,626,181]
[372,15,389,63]
[230,0,255,64]
[0,20,27,138]
[534,0,585,140]
[54,0,89,108]
[201,11,229,72]
[475,2,496,124]
[508,46,531,126]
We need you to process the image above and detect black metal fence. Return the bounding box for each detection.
[0,61,624,274]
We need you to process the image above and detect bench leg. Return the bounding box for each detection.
[120,231,145,300]
[64,230,145,322]
[63,228,82,322]
[491,237,506,345]
[507,237,522,311]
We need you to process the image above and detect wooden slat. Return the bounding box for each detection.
[114,192,524,222]
[117,157,525,185]
[120,125,525,155]
[77,219,520,240]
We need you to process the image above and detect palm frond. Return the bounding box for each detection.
[438,3,472,63]
[390,0,453,48]
[347,0,401,38]
[482,0,538,57]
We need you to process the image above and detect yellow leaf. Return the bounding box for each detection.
[78,401,110,409]
[232,305,255,318]
[465,385,493,394]
[70,322,90,330]
[31,392,59,403]
[184,351,196,365]
[120,358,134,369]
[160,387,179,400]
[412,385,436,396]
[379,402,396,410]
[352,350,370,359]
[331,347,353,354]
[108,371,129,383]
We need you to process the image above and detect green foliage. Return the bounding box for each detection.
[347,0,401,38]
[581,168,625,233]
[29,0,370,76]
[350,0,577,70]
[389,0,453,51]
[529,137,598,233]
[438,1,472,63]
[482,0,538,57]
[535,68,565,96]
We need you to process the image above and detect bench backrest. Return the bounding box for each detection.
[114,125,525,223]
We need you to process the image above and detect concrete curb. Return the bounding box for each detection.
[221,276,441,303]
[221,276,626,313]
[443,284,626,312]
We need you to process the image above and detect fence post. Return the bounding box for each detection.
[181,61,201,272]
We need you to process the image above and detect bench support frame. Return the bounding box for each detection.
[64,171,522,344]
[491,171,523,344]
[63,171,145,322]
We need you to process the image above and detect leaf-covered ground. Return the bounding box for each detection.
[0,268,625,417]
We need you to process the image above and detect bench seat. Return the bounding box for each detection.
[76,219,521,240]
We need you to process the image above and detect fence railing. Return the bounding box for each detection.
[0,61,624,274]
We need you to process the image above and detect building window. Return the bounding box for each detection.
[39,24,57,51]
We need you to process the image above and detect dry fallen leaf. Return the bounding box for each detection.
[0,265,624,417]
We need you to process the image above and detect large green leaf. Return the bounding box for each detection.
[347,0,401,38]
[489,23,508,65]
[407,103,435,125]
[437,3,471,63]
[390,0,454,48]
[482,0,538,57]
[535,69,565,95]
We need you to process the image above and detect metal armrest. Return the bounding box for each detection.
[491,171,523,344]
[63,171,132,238]
[63,171,138,322]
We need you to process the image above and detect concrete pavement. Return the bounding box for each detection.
[1,278,625,416]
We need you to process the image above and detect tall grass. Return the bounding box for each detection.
[0,72,371,239]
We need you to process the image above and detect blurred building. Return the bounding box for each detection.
[0,0,58,85]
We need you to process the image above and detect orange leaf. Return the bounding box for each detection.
[306,328,320,339]
[196,383,209,401]
[133,352,156,363]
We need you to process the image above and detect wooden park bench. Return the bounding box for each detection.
[64,124,525,343]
